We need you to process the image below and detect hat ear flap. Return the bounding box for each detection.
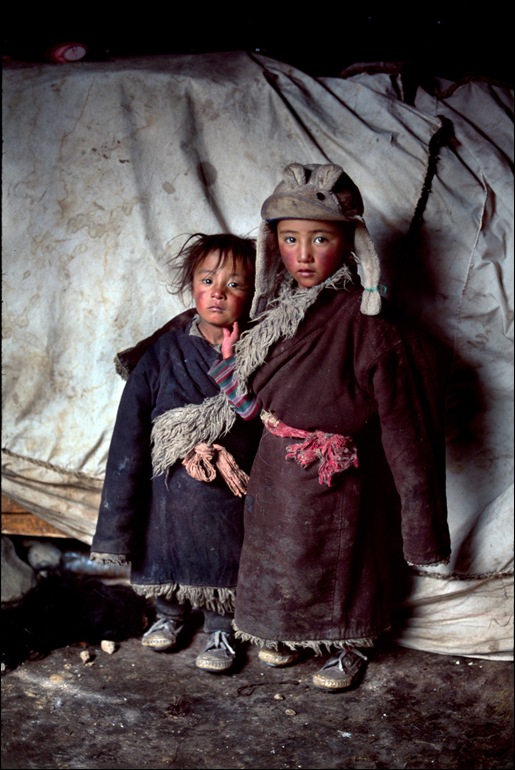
[354,221,383,316]
[251,220,283,318]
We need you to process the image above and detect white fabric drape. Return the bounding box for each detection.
[2,53,513,659]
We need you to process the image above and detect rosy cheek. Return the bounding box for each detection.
[321,249,342,265]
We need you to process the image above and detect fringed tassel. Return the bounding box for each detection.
[262,411,358,486]
[211,446,249,496]
[182,443,249,496]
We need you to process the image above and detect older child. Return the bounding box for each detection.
[209,163,451,691]
[90,233,262,673]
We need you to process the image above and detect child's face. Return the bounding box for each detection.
[277,219,351,288]
[192,250,254,344]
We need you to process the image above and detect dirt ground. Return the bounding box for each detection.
[1,611,513,770]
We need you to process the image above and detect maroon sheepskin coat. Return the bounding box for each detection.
[234,284,451,649]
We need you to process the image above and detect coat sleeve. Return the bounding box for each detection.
[367,325,451,566]
[208,355,261,420]
[91,355,156,561]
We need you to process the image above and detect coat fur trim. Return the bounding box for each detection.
[151,395,235,476]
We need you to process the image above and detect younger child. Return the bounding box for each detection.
[90,233,262,673]
[209,163,451,691]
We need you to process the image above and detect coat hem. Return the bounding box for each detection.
[233,624,380,655]
[132,583,236,614]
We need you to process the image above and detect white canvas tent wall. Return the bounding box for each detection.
[2,52,513,660]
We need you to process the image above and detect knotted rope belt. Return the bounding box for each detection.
[182,443,249,497]
[261,411,358,487]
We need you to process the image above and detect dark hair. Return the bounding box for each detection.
[167,232,256,302]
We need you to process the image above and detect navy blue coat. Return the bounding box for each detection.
[91,312,262,608]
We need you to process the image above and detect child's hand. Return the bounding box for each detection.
[222,322,241,359]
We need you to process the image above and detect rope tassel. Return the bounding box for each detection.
[262,411,358,487]
[182,443,249,497]
[286,432,359,486]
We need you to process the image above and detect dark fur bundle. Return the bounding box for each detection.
[1,572,149,672]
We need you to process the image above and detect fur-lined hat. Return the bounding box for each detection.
[251,162,383,318]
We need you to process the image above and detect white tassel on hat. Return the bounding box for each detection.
[353,219,383,316]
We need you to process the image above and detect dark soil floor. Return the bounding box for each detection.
[1,580,513,770]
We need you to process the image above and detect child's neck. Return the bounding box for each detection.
[197,319,222,346]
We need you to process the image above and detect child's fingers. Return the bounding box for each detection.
[230,321,240,340]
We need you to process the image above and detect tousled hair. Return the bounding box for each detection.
[167,232,256,303]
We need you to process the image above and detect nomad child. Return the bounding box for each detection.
[90,233,262,673]
[209,163,451,691]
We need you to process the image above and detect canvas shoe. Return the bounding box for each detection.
[195,630,236,672]
[312,646,368,691]
[258,644,302,668]
[141,617,184,652]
